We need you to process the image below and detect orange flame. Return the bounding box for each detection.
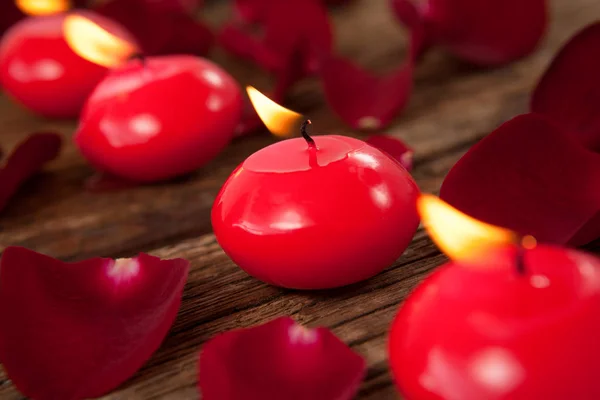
[246,86,304,137]
[418,194,519,263]
[16,0,70,15]
[63,14,138,68]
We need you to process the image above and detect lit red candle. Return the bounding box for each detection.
[0,2,133,118]
[389,195,600,399]
[212,87,420,289]
[65,15,243,182]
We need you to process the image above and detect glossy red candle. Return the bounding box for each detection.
[389,244,600,399]
[212,135,420,289]
[0,12,132,118]
[75,55,243,182]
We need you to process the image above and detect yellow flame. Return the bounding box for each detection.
[16,0,70,15]
[247,86,304,137]
[63,14,138,68]
[418,194,518,262]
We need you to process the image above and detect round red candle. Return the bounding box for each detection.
[212,115,420,289]
[389,196,600,399]
[75,55,243,182]
[0,11,133,118]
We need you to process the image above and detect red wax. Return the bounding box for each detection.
[0,12,132,118]
[212,135,420,289]
[389,245,600,399]
[75,55,243,182]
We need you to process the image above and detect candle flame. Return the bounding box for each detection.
[418,194,518,262]
[246,86,304,137]
[16,0,70,16]
[63,14,138,68]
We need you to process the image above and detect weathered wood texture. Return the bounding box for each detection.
[0,0,599,399]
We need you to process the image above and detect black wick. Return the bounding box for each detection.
[301,119,316,148]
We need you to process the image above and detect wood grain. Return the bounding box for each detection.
[0,0,599,399]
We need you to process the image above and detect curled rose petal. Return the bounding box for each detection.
[320,0,424,130]
[198,317,366,400]
[0,247,190,400]
[320,59,413,130]
[366,134,413,171]
[0,132,62,212]
[397,0,547,66]
[219,0,332,76]
[440,113,600,246]
[531,22,600,152]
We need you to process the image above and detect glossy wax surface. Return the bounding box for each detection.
[75,55,243,182]
[389,245,600,400]
[212,135,420,289]
[0,12,131,118]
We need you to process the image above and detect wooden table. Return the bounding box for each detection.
[0,0,599,398]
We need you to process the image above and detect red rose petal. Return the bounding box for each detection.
[0,247,190,400]
[319,58,413,131]
[93,0,174,55]
[366,134,414,171]
[0,132,62,212]
[159,14,214,57]
[220,0,332,76]
[440,113,600,246]
[198,317,366,400]
[320,0,424,130]
[531,22,600,152]
[144,0,202,14]
[408,0,547,66]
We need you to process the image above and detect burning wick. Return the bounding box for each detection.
[300,119,315,148]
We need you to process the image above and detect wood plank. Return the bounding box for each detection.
[1,0,598,261]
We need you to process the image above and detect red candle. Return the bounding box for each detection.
[0,11,133,118]
[389,195,600,399]
[212,88,420,289]
[68,16,243,182]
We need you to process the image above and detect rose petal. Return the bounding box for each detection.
[406,0,547,65]
[320,0,424,130]
[0,132,62,212]
[0,247,190,400]
[143,0,202,14]
[159,14,214,57]
[440,113,600,246]
[0,1,23,36]
[198,317,366,400]
[531,22,600,152]
[320,59,413,130]
[93,0,174,55]
[219,0,332,76]
[366,134,414,171]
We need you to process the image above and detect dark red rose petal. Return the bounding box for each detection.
[220,0,332,76]
[366,134,413,171]
[198,317,366,400]
[440,113,600,246]
[143,0,202,14]
[320,0,425,130]
[0,247,190,400]
[232,0,273,24]
[320,59,412,130]
[410,0,547,66]
[531,22,600,152]
[391,0,430,60]
[0,1,23,37]
[93,0,174,55]
[0,132,62,212]
[159,14,214,57]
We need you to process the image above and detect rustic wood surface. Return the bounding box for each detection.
[0,0,599,398]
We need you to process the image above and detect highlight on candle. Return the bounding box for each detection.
[246,86,304,137]
[16,0,70,16]
[417,194,517,262]
[63,14,138,68]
